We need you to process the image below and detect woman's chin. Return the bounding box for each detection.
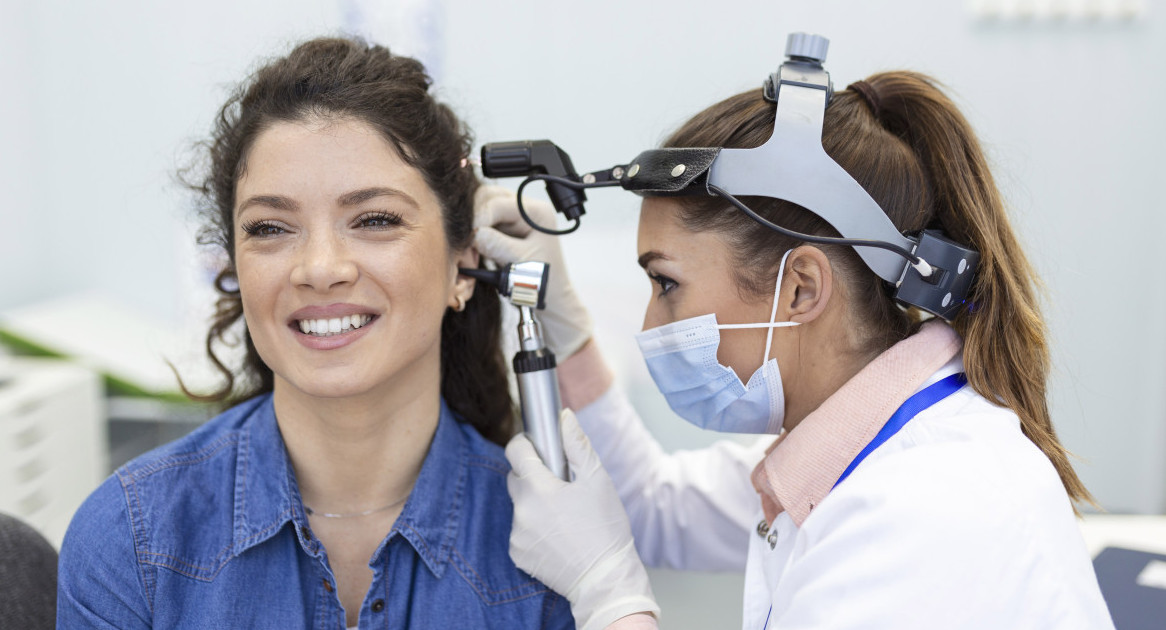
[274,373,378,403]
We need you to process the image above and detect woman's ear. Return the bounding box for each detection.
[784,246,833,324]
[449,246,480,309]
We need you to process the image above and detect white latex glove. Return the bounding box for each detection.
[474,185,594,358]
[506,409,659,630]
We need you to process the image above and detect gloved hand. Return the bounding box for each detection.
[474,185,594,358]
[507,409,659,630]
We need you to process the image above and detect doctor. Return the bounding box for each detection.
[474,35,1114,630]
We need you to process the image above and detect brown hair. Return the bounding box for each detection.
[183,37,514,445]
[665,71,1093,507]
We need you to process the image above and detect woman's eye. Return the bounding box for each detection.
[241,220,286,238]
[354,211,404,230]
[647,271,678,297]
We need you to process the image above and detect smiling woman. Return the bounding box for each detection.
[55,38,574,630]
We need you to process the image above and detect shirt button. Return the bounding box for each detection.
[371,599,385,613]
[300,524,312,540]
[767,530,778,550]
[322,579,333,593]
[756,519,769,538]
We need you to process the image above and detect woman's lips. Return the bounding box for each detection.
[295,313,375,336]
[289,314,378,350]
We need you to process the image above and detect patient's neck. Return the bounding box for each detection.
[272,369,441,517]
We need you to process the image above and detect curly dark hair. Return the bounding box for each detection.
[183,37,513,445]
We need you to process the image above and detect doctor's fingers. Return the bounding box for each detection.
[473,185,533,236]
[473,226,530,267]
[505,433,561,482]
[559,409,604,478]
[472,184,512,220]
[474,186,562,236]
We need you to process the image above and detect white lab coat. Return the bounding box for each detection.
[574,362,1114,629]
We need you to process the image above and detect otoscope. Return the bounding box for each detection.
[458,261,569,480]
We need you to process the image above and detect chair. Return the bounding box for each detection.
[0,512,57,629]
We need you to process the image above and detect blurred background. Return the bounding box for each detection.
[1,0,1162,627]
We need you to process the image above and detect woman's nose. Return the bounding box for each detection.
[289,233,358,291]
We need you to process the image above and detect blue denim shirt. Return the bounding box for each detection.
[57,394,574,629]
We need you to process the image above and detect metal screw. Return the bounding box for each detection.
[628,164,640,178]
[582,173,596,184]
[612,166,625,179]
[670,164,686,177]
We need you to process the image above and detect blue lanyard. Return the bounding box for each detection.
[759,372,967,630]
[832,372,967,489]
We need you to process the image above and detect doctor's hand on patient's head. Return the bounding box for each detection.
[473,185,593,358]
[506,408,659,630]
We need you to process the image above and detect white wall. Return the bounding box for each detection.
[2,0,1163,623]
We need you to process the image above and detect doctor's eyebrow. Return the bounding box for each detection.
[638,251,669,269]
[337,186,420,209]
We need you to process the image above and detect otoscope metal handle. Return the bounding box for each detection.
[516,363,568,480]
[513,306,569,480]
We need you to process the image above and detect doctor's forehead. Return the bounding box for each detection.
[637,197,728,266]
[637,198,686,249]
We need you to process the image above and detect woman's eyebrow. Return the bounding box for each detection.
[337,186,420,209]
[237,195,299,214]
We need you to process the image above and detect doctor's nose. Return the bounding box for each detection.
[642,303,669,331]
[290,233,359,291]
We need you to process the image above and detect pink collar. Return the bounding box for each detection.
[750,320,963,526]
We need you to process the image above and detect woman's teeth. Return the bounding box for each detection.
[297,314,373,336]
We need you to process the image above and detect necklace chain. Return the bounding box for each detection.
[303,495,408,519]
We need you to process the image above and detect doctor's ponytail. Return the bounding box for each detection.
[665,72,1093,508]
[860,72,1092,508]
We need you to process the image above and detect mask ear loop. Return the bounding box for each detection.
[715,249,800,366]
[762,249,794,366]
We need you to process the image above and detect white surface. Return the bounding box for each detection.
[0,358,106,548]
[0,293,221,395]
[1080,515,1166,557]
[1135,559,1166,589]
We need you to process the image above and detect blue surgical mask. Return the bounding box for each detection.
[634,251,800,434]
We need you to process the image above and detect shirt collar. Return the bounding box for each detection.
[750,320,964,527]
[232,395,467,578]
[233,395,299,556]
[373,399,466,578]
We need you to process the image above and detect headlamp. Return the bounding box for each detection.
[480,33,980,321]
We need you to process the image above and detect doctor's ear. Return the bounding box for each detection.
[784,246,833,323]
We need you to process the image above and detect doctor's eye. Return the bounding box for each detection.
[353,211,404,230]
[240,220,287,238]
[647,271,678,297]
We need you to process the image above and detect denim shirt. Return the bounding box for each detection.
[57,394,574,629]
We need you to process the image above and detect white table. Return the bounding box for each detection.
[1081,514,1166,556]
